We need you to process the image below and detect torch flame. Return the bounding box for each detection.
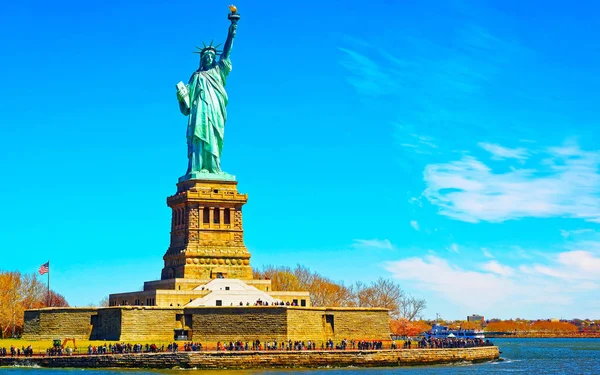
[228,5,237,13]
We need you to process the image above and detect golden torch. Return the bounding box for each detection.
[228,5,240,22]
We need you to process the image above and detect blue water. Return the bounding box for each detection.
[2,338,599,374]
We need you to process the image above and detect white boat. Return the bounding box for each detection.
[424,323,485,339]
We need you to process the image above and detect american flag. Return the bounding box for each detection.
[38,262,49,275]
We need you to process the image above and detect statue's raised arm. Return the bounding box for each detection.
[221,5,240,61]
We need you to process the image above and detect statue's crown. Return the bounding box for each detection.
[194,40,222,56]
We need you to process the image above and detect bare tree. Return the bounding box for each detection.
[399,295,427,321]
[292,264,316,289]
[369,278,404,318]
[350,278,405,318]
[0,271,67,338]
[254,265,303,291]
[309,277,354,307]
[19,273,46,309]
[251,265,427,316]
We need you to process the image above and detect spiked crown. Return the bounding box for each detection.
[194,40,222,56]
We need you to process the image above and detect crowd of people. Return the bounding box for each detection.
[0,345,34,357]
[12,337,494,357]
[416,337,493,349]
[88,343,161,354]
[252,299,299,306]
[47,346,71,356]
[216,339,318,351]
[214,339,387,351]
[48,342,205,356]
[166,342,204,352]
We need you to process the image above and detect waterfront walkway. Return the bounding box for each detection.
[0,345,500,369]
[0,338,494,358]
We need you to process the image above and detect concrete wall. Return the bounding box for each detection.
[92,308,121,341]
[329,309,391,341]
[0,347,500,369]
[286,307,390,343]
[120,308,181,342]
[22,308,97,341]
[23,306,390,343]
[22,311,41,338]
[286,308,326,342]
[189,307,288,343]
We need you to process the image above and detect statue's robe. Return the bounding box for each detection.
[181,57,232,174]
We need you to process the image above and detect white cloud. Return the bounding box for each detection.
[446,243,460,253]
[398,130,440,154]
[385,256,519,312]
[423,142,600,223]
[352,239,393,250]
[482,260,514,276]
[410,220,420,231]
[482,248,495,258]
[478,142,528,160]
[560,229,594,239]
[409,197,423,207]
[385,251,600,318]
[557,251,600,277]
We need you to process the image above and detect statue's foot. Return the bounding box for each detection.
[200,169,209,173]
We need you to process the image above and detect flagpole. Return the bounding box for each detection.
[47,261,50,307]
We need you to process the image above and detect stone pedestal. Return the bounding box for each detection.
[161,179,252,280]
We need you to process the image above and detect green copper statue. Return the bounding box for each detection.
[176,6,240,181]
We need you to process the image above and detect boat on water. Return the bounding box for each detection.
[424,323,485,339]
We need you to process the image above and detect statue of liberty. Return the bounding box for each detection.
[176,6,240,181]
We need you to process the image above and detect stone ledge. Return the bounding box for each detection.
[0,347,500,369]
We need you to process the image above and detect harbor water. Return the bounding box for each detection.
[2,338,599,374]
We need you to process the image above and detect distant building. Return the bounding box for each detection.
[467,314,484,322]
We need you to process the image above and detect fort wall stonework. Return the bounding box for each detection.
[189,307,288,342]
[23,306,391,343]
[22,309,96,341]
[285,308,390,343]
[0,347,500,369]
[120,308,181,342]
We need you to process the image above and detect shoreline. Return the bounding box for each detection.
[0,347,499,369]
[485,334,600,339]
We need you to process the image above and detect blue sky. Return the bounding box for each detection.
[1,0,599,320]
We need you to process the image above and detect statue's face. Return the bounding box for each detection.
[201,52,215,68]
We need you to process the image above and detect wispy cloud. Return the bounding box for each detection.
[446,243,460,253]
[478,142,528,160]
[352,239,394,250]
[385,250,600,318]
[482,260,514,276]
[395,126,440,155]
[409,197,423,207]
[338,47,399,97]
[410,220,420,231]
[521,250,600,281]
[560,228,594,239]
[423,142,600,223]
[339,20,529,158]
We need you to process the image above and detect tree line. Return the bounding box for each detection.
[484,320,579,333]
[0,271,68,338]
[253,264,427,321]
